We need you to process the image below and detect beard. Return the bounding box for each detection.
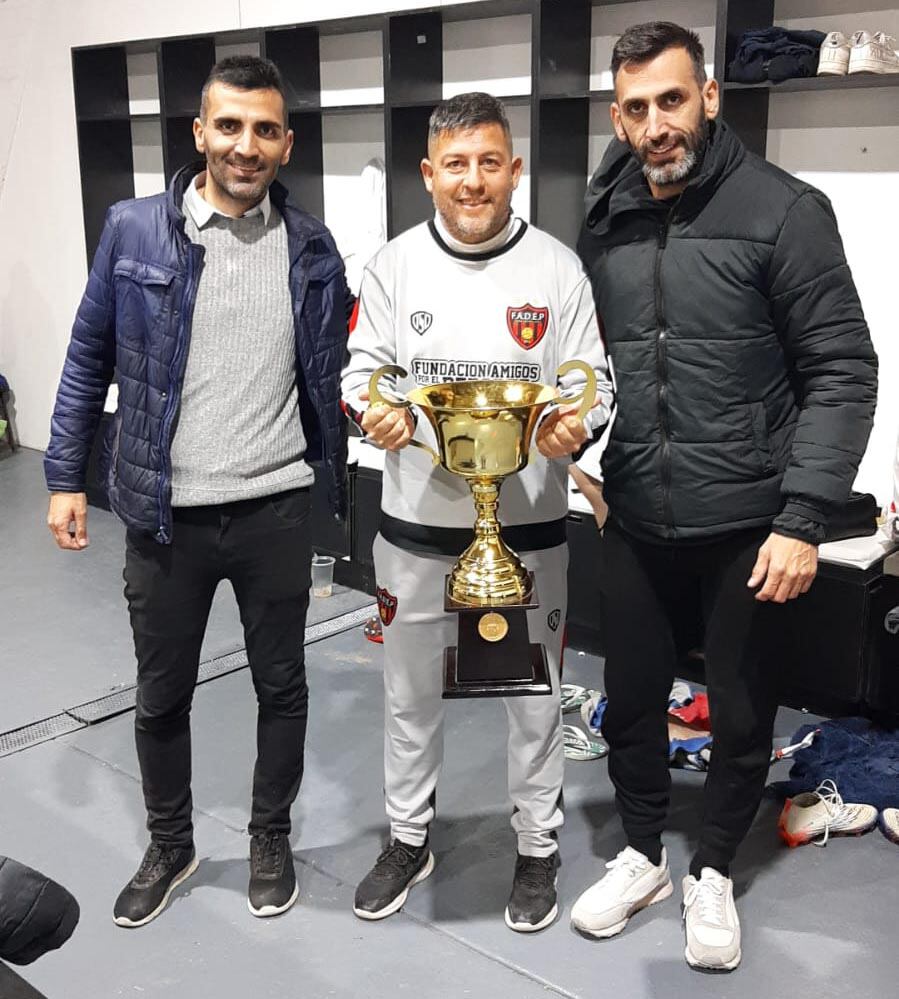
[207,155,273,207]
[435,193,512,245]
[632,113,709,188]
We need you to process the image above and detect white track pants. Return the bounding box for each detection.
[373,533,568,857]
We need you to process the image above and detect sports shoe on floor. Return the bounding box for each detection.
[248,831,298,917]
[113,842,198,928]
[504,852,560,932]
[878,807,899,844]
[778,778,878,847]
[353,838,434,920]
[363,615,383,644]
[570,846,672,938]
[817,31,851,75]
[848,30,899,74]
[682,868,741,972]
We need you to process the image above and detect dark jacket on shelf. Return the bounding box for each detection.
[0,857,79,965]
[577,121,877,545]
[44,163,350,543]
[728,27,826,84]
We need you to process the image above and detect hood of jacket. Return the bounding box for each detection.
[583,118,746,237]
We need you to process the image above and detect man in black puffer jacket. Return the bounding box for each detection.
[569,22,877,972]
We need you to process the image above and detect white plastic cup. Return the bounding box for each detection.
[311,554,336,598]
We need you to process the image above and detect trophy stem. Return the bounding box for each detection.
[448,478,532,606]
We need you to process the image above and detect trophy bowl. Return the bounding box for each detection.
[369,361,596,608]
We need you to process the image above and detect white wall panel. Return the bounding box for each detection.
[442,14,531,99]
[320,31,384,107]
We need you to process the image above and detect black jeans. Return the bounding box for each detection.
[123,489,312,848]
[599,522,781,875]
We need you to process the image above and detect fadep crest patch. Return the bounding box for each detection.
[377,586,398,627]
[410,311,433,336]
[547,608,562,632]
[507,303,549,350]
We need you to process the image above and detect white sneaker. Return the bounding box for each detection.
[682,868,741,971]
[570,846,673,938]
[817,31,850,75]
[848,30,899,74]
[878,807,899,844]
[778,778,878,847]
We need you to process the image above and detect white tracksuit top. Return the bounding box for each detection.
[341,218,614,546]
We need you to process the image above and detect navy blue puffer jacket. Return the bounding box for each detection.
[45,164,349,542]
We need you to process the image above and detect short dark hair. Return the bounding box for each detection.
[428,92,511,146]
[611,21,706,85]
[200,55,287,122]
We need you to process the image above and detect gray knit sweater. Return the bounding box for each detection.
[170,179,314,505]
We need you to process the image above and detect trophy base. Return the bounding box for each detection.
[442,573,552,699]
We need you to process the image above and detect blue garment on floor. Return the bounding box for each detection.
[768,717,899,810]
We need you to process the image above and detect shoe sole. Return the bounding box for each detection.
[684,943,741,972]
[849,58,899,74]
[113,854,199,929]
[571,876,673,938]
[352,851,435,921]
[504,875,559,933]
[248,880,300,918]
[778,815,878,848]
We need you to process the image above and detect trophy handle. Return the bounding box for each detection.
[367,364,440,466]
[553,359,597,422]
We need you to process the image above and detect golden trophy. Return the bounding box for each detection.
[368,360,596,698]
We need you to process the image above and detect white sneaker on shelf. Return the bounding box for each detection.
[570,846,672,938]
[848,30,899,74]
[778,778,878,847]
[682,868,741,972]
[817,31,851,75]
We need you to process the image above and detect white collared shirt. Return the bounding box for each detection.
[182,171,272,228]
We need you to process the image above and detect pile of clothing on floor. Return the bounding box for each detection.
[768,717,899,847]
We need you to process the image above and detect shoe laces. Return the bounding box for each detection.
[809,778,851,847]
[683,871,729,926]
[135,843,182,884]
[605,848,652,881]
[373,840,422,879]
[251,831,286,874]
[515,854,557,893]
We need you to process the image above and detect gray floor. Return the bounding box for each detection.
[1,448,895,998]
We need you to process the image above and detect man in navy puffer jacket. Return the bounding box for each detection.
[45,56,349,928]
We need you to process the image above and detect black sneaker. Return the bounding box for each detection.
[353,839,434,920]
[504,851,560,933]
[113,842,198,928]
[248,832,298,917]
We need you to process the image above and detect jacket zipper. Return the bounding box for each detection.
[156,243,204,543]
[654,208,676,538]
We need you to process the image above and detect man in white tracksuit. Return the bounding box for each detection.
[342,92,613,932]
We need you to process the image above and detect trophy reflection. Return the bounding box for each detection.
[369,361,596,698]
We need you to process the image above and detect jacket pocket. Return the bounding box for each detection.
[748,401,775,475]
[113,260,176,285]
[113,259,177,347]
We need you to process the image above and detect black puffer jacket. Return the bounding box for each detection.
[578,121,877,544]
